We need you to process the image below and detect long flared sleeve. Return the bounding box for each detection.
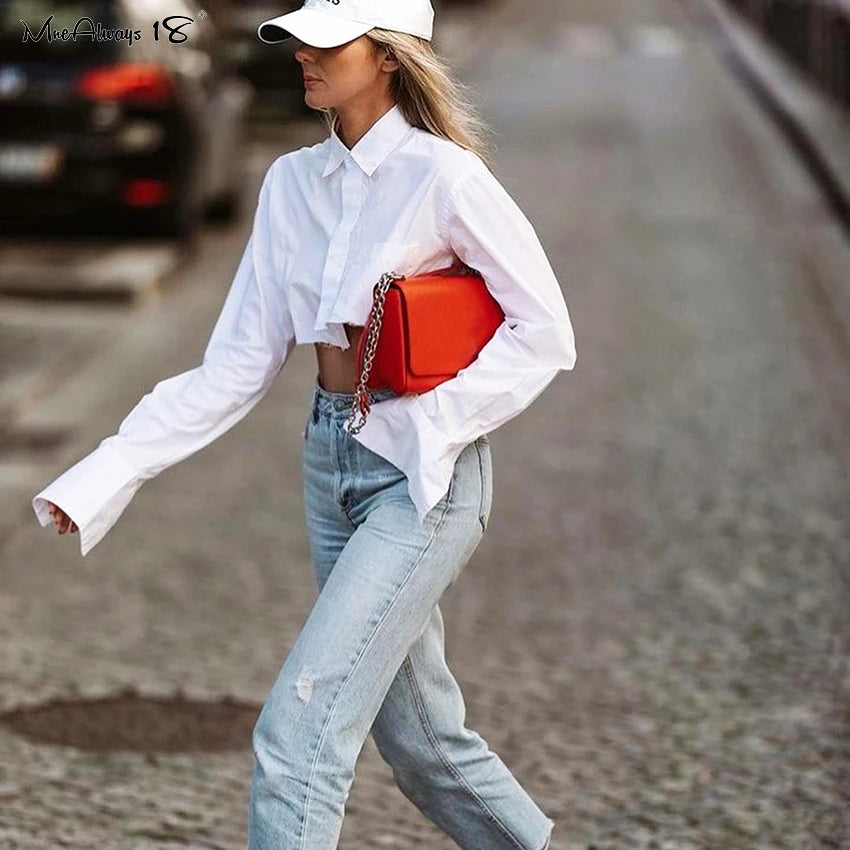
[32,158,295,556]
[344,156,577,523]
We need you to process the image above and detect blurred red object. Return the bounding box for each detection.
[121,178,171,207]
[76,64,175,104]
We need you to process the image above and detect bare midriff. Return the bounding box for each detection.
[313,323,365,393]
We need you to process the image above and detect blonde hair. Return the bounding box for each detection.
[317,29,497,172]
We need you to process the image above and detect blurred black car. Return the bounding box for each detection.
[0,0,253,238]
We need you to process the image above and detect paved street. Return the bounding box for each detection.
[1,0,849,848]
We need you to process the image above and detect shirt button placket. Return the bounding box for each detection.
[316,159,364,331]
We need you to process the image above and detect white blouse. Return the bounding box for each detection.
[31,102,577,556]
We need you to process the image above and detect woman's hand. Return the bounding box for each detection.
[47,501,78,535]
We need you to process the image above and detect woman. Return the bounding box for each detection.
[34,0,576,847]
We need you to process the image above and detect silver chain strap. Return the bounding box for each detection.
[347,270,405,436]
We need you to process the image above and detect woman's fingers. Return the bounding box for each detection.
[47,503,78,534]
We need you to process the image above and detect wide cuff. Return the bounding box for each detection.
[32,441,145,557]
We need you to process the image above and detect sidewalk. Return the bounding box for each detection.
[700,0,850,229]
[694,0,850,348]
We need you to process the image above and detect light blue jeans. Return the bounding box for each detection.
[248,377,555,850]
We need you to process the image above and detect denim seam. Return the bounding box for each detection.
[473,440,487,534]
[338,487,357,528]
[401,657,529,850]
[339,504,357,529]
[331,423,356,529]
[296,472,456,850]
[341,433,362,526]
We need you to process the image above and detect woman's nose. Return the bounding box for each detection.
[293,40,317,62]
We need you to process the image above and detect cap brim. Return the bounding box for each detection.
[257,8,374,47]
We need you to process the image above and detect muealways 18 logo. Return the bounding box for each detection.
[19,13,198,47]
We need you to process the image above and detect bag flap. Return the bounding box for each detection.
[396,273,505,377]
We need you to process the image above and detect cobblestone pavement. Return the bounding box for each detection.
[2,0,849,848]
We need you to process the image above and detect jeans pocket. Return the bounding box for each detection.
[474,436,493,533]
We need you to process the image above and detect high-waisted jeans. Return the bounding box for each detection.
[247,377,555,850]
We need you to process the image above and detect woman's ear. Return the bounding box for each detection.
[381,46,400,72]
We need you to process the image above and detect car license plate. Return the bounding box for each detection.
[0,143,64,182]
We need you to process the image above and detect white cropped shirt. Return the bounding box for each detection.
[32,102,577,556]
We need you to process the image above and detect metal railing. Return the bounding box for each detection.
[724,0,850,110]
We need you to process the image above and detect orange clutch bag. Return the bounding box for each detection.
[349,263,505,435]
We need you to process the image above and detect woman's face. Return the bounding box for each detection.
[293,35,397,112]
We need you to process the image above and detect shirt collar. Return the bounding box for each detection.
[322,102,413,179]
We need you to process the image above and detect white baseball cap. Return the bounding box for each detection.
[257,0,434,47]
